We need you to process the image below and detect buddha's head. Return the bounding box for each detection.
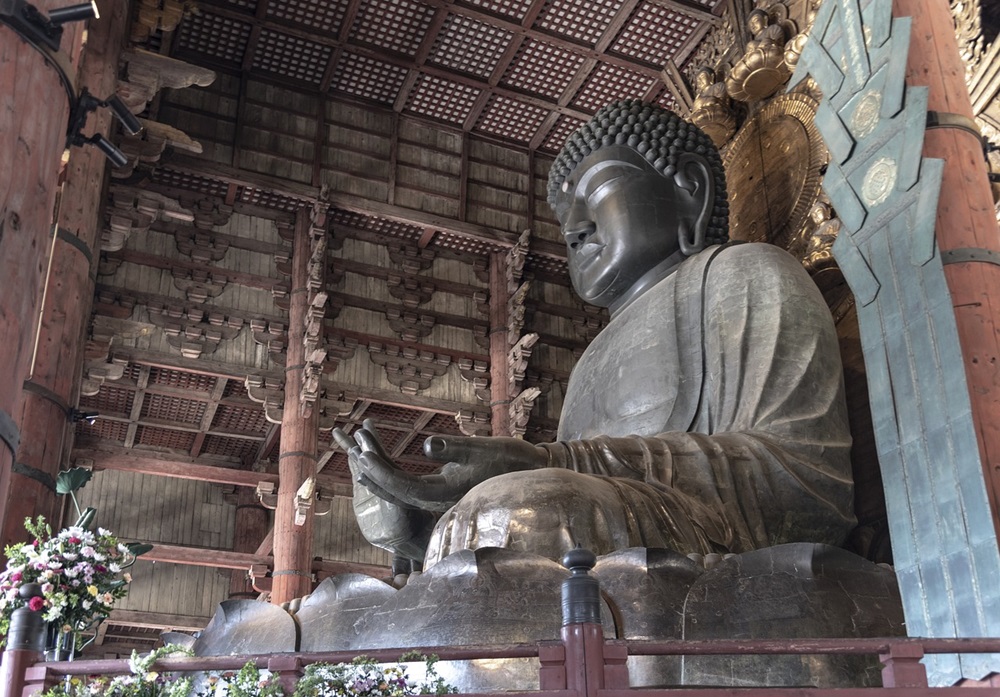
[748,8,769,35]
[694,66,716,93]
[547,100,728,313]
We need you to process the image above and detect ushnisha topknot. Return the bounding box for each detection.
[547,99,730,247]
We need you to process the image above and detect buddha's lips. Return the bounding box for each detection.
[575,241,605,267]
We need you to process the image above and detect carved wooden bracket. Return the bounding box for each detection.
[250,319,286,364]
[246,375,285,425]
[386,308,435,342]
[387,274,435,307]
[117,48,215,115]
[93,288,136,319]
[508,332,539,396]
[473,258,490,284]
[458,357,490,403]
[174,229,230,264]
[147,305,243,359]
[80,341,128,397]
[509,386,542,438]
[505,229,531,294]
[103,191,153,252]
[572,307,605,344]
[245,375,357,430]
[171,268,227,303]
[300,206,330,418]
[506,281,531,347]
[130,0,194,42]
[103,187,199,252]
[187,196,235,231]
[387,243,435,274]
[368,342,450,395]
[455,409,491,437]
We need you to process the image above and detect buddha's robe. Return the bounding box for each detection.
[425,244,855,567]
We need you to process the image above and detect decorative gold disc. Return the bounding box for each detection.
[723,92,827,251]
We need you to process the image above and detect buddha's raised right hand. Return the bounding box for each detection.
[333,420,547,559]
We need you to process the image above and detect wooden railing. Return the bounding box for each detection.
[5,627,1000,696]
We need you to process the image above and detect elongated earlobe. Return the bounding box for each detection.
[672,153,715,256]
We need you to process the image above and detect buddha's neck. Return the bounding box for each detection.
[608,249,687,318]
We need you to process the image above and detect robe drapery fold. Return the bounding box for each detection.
[425,244,855,567]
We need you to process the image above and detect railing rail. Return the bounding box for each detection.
[7,628,1000,695]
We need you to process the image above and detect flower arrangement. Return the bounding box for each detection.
[292,654,457,697]
[0,515,140,650]
[0,467,149,652]
[32,653,457,697]
[39,644,194,697]
[202,662,284,697]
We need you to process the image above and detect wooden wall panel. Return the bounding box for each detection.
[313,497,392,568]
[159,73,240,165]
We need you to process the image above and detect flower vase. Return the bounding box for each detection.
[45,624,76,662]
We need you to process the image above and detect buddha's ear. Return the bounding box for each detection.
[672,153,715,256]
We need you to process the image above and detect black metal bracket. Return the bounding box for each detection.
[0,0,77,109]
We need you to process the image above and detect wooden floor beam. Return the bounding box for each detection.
[74,445,351,490]
[142,542,388,578]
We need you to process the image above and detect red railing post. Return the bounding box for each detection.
[880,642,929,687]
[19,664,58,697]
[268,654,303,693]
[538,641,568,690]
[1,585,48,696]
[558,547,631,695]
[602,640,629,689]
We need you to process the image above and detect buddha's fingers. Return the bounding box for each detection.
[356,450,458,512]
[423,435,547,470]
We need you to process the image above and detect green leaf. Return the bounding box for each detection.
[74,507,97,530]
[55,468,93,495]
[127,542,153,557]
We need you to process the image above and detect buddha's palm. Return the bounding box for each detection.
[334,420,546,559]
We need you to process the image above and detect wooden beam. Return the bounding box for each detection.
[123,366,150,449]
[192,377,227,457]
[162,155,568,260]
[108,610,210,632]
[142,542,389,577]
[76,446,280,487]
[109,346,491,414]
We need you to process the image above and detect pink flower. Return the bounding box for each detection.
[10,572,21,583]
[28,596,44,612]
[67,537,81,544]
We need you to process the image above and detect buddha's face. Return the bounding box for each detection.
[748,9,768,34]
[553,146,685,308]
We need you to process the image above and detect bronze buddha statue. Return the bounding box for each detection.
[335,100,855,569]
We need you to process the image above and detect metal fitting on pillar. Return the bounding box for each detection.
[6,583,46,652]
[561,547,600,626]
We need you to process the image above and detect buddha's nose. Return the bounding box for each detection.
[561,202,596,249]
[563,222,596,250]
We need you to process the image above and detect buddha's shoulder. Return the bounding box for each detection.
[703,242,808,278]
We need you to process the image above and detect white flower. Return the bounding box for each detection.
[109,563,122,573]
[80,546,95,558]
[41,583,54,594]
[81,599,92,610]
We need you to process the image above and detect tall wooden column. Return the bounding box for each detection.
[0,4,85,536]
[1,1,128,549]
[488,251,512,437]
[893,0,1000,541]
[486,230,540,439]
[271,208,321,604]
